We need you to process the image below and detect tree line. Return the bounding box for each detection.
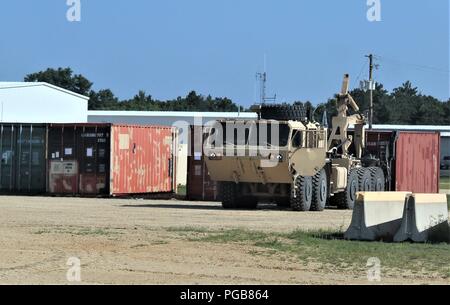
[25,67,450,125]
[25,68,242,112]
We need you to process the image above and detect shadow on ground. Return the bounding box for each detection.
[119,203,292,212]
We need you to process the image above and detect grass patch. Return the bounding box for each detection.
[170,227,450,278]
[177,185,187,196]
[440,176,450,191]
[33,226,121,237]
[166,226,211,234]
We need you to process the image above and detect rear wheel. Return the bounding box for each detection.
[311,169,328,212]
[357,168,373,192]
[290,176,313,211]
[335,169,359,210]
[369,167,386,191]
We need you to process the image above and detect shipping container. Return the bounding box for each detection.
[47,124,177,196]
[0,123,47,194]
[187,126,220,201]
[365,130,440,193]
[395,132,440,193]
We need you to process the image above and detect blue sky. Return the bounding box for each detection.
[0,0,448,106]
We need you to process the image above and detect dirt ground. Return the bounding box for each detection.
[0,196,448,285]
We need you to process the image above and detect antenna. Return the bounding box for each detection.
[256,55,276,104]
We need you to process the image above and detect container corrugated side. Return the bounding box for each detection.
[110,125,176,195]
[395,132,440,194]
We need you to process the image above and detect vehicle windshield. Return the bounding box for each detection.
[210,122,290,147]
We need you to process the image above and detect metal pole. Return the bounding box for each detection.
[366,54,374,130]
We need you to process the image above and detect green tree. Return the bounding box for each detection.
[25,67,93,96]
[89,89,119,110]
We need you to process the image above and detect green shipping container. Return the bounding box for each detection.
[0,124,47,194]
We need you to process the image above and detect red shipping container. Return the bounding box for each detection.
[365,130,440,194]
[395,132,440,194]
[47,124,177,196]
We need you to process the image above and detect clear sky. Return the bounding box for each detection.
[0,0,448,107]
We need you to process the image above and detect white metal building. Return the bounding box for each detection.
[0,82,89,123]
[88,111,258,141]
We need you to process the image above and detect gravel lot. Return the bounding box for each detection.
[0,196,448,285]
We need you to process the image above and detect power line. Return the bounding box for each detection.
[374,55,450,74]
[353,60,368,88]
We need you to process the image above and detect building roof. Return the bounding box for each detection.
[88,110,258,119]
[0,82,89,100]
[368,124,450,132]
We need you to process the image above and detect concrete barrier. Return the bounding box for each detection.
[394,194,450,243]
[345,192,411,242]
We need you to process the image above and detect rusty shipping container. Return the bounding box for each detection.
[187,126,220,201]
[47,124,177,196]
[0,123,47,194]
[366,131,440,193]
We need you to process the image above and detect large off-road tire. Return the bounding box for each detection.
[290,176,313,212]
[260,104,307,122]
[240,196,259,210]
[311,169,328,212]
[221,183,258,210]
[275,198,291,208]
[357,168,373,192]
[335,169,359,210]
[369,167,386,191]
[221,182,239,209]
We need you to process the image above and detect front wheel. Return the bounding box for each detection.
[290,176,313,211]
[311,169,328,212]
[221,182,238,209]
[221,183,258,210]
[240,196,258,210]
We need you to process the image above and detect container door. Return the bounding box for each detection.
[16,125,31,192]
[78,126,109,195]
[29,126,47,192]
[395,132,440,194]
[48,126,79,194]
[187,126,220,201]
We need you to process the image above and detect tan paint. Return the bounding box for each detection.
[205,120,328,183]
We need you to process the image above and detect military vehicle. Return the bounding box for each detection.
[204,74,385,211]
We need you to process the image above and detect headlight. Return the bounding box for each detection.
[209,152,222,161]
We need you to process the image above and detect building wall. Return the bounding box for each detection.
[0,84,88,123]
[88,111,258,145]
[177,144,188,186]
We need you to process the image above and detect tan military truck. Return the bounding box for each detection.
[204,74,385,211]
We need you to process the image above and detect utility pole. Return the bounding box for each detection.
[366,54,374,130]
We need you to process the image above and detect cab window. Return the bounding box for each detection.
[292,130,302,148]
